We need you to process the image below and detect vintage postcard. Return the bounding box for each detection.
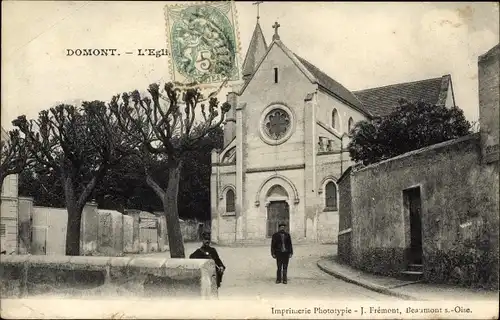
[1,1,499,319]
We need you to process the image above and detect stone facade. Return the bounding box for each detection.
[211,26,357,244]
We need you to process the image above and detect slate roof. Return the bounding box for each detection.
[353,76,450,117]
[241,21,268,80]
[294,55,369,115]
[479,43,500,62]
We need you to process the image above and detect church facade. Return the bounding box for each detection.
[210,21,456,244]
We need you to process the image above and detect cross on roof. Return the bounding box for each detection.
[252,1,263,20]
[272,21,280,40]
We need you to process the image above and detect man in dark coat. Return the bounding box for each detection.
[271,223,293,284]
[189,232,226,288]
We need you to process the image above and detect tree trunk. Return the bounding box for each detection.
[146,161,185,258]
[65,203,83,256]
[163,162,185,258]
[63,176,82,256]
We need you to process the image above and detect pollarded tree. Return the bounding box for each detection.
[110,82,230,258]
[13,102,134,255]
[348,99,472,165]
[0,128,31,206]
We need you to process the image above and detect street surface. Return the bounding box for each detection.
[183,242,396,300]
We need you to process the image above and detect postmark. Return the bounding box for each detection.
[164,1,242,87]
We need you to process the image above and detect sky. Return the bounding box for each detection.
[1,1,499,129]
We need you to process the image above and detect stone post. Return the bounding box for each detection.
[124,209,141,253]
[17,197,33,254]
[80,201,99,255]
[157,215,168,251]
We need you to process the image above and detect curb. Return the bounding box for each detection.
[317,259,419,301]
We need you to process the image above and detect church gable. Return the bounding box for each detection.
[240,42,315,166]
[239,40,316,97]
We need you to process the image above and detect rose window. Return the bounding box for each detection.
[263,109,291,140]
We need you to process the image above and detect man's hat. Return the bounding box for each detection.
[278,222,287,227]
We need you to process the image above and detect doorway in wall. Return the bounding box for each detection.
[404,187,423,264]
[266,201,289,237]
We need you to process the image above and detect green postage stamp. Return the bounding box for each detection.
[164,1,242,87]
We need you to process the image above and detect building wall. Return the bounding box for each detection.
[316,90,367,136]
[479,44,499,163]
[313,153,348,243]
[0,198,18,254]
[1,174,18,198]
[1,174,19,254]
[341,134,499,288]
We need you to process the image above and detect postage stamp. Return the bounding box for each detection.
[164,1,242,87]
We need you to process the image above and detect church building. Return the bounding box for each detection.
[210,19,456,244]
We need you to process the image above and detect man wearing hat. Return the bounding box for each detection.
[189,232,226,288]
[271,223,293,284]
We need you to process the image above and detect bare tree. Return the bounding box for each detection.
[13,102,134,255]
[110,82,230,258]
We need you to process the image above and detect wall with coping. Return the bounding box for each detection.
[0,255,218,299]
[338,134,499,289]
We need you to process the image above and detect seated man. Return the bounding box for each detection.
[189,232,226,288]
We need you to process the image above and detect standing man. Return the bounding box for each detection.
[189,232,226,288]
[271,223,293,284]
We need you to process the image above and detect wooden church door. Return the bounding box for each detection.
[266,201,290,237]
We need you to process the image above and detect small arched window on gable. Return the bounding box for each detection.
[325,181,338,211]
[348,117,354,134]
[226,189,235,213]
[331,109,339,130]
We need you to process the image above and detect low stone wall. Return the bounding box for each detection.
[0,255,218,299]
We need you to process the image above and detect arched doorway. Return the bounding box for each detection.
[265,185,290,237]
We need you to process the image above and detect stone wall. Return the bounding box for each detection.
[0,255,218,299]
[80,202,99,255]
[28,204,138,256]
[338,134,499,289]
[17,197,33,254]
[479,43,499,164]
[97,210,124,256]
[337,166,353,263]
